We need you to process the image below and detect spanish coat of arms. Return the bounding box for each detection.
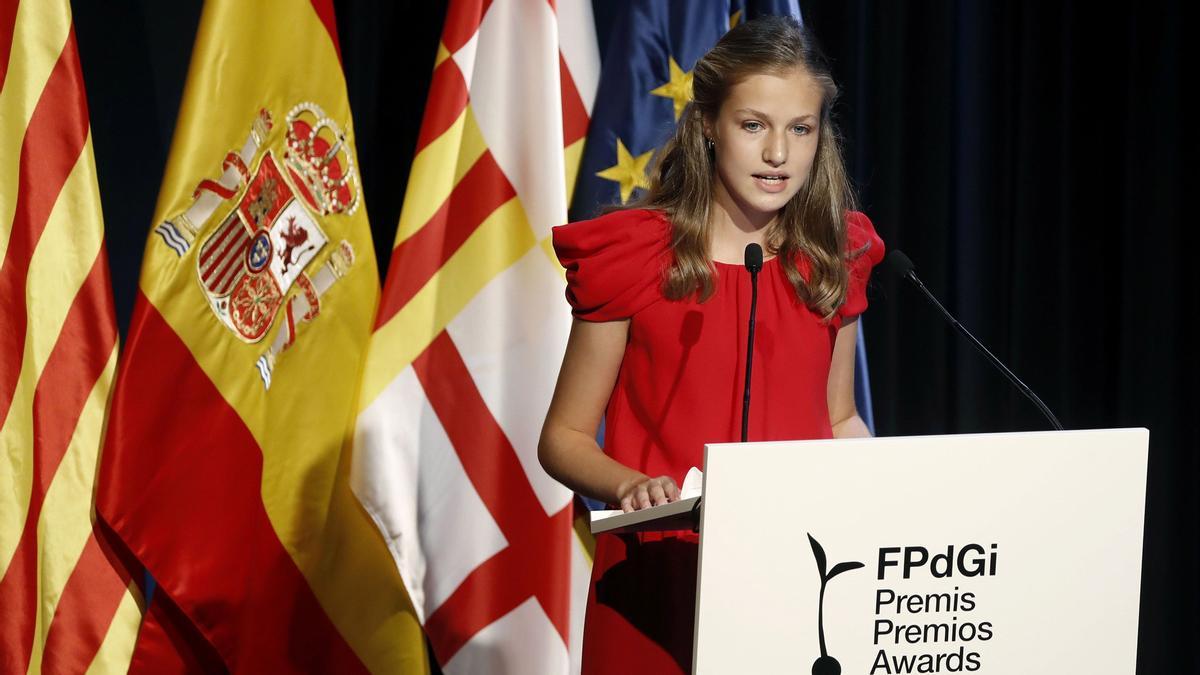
[153,102,360,389]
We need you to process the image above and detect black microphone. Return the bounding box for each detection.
[742,243,763,442]
[883,250,1064,430]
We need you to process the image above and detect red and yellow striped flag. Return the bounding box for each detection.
[0,0,142,672]
[351,0,600,671]
[94,0,426,671]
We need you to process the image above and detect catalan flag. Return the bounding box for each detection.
[351,0,600,671]
[0,0,141,672]
[94,0,426,671]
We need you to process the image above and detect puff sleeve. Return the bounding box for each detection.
[837,210,886,323]
[552,209,672,322]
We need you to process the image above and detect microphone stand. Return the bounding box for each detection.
[742,244,763,442]
[891,252,1064,431]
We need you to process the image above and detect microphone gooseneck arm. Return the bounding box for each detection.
[742,244,763,443]
[742,270,759,442]
[889,252,1064,431]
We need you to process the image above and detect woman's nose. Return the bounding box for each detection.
[763,132,787,165]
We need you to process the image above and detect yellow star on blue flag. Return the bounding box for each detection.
[650,57,693,121]
[596,139,653,204]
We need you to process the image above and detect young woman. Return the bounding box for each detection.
[539,16,884,674]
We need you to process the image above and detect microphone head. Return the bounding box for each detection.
[883,249,915,279]
[744,243,764,273]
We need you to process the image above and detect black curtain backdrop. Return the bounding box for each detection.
[72,1,1195,672]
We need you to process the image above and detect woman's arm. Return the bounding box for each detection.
[539,318,680,511]
[827,317,874,438]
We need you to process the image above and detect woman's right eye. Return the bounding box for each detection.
[742,121,764,132]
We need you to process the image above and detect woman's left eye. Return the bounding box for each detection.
[791,125,811,135]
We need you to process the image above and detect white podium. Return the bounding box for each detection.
[594,429,1149,674]
[693,429,1148,674]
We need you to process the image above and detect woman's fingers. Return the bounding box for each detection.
[618,476,683,511]
[662,478,681,502]
[648,481,668,506]
[635,484,652,510]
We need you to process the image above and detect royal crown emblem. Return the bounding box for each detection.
[283,102,360,217]
[153,103,361,390]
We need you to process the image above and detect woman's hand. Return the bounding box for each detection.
[617,475,681,512]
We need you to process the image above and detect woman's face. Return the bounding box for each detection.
[706,67,824,228]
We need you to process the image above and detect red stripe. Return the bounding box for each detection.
[198,217,240,268]
[223,152,249,182]
[283,301,296,348]
[0,26,90,426]
[307,0,342,64]
[127,590,224,675]
[192,178,237,201]
[414,58,470,155]
[375,151,515,329]
[40,528,134,674]
[209,255,243,296]
[203,231,248,292]
[412,332,571,663]
[412,332,547,532]
[0,249,117,674]
[0,0,18,94]
[96,294,368,674]
[559,53,590,146]
[424,507,572,662]
[441,0,491,54]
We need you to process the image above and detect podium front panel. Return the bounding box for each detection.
[693,429,1148,674]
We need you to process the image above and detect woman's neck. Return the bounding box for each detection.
[707,194,777,264]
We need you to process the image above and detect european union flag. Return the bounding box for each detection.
[571,0,878,436]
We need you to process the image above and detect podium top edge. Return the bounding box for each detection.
[704,427,1149,450]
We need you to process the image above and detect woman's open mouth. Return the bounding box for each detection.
[753,173,789,193]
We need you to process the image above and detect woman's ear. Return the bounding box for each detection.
[698,109,714,141]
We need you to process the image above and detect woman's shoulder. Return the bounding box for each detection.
[554,207,671,243]
[552,208,673,321]
[845,210,884,262]
[837,210,886,324]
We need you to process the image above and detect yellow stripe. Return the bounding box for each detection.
[563,137,586,208]
[26,347,117,674]
[573,514,595,565]
[539,234,565,283]
[0,0,73,265]
[84,582,143,675]
[433,41,451,69]
[542,138,585,280]
[305,454,431,674]
[361,197,537,409]
[393,105,488,247]
[0,135,105,577]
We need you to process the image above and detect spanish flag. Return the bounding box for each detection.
[351,0,599,671]
[0,0,141,672]
[95,0,426,671]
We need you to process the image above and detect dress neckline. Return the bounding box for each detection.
[645,209,779,269]
[710,256,778,267]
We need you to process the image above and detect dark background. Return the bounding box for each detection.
[72,1,1196,672]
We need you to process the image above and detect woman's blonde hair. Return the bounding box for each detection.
[634,16,859,321]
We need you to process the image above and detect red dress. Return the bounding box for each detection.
[552,208,884,674]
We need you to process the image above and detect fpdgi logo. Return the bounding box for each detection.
[807,533,864,675]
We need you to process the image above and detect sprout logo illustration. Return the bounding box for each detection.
[807,533,864,675]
